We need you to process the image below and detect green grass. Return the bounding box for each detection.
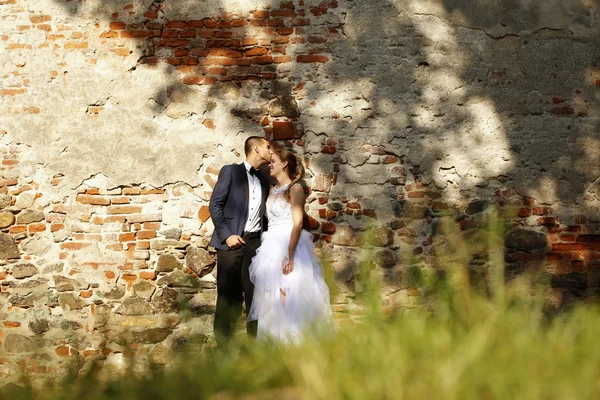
[4,277,600,400]
[4,209,600,399]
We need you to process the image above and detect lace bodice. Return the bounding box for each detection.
[267,184,293,226]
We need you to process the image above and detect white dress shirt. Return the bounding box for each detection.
[243,161,262,233]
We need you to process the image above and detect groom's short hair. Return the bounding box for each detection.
[244,136,266,156]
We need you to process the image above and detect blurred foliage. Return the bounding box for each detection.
[2,207,599,400]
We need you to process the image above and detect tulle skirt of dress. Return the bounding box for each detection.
[248,224,334,345]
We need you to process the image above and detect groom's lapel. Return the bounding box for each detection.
[240,163,249,212]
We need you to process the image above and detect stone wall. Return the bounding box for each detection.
[1,0,600,379]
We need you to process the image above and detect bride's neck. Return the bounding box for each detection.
[274,174,292,188]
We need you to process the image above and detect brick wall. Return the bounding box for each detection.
[1,0,600,379]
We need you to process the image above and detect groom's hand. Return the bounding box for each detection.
[225,235,246,249]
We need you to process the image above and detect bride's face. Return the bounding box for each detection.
[269,153,288,178]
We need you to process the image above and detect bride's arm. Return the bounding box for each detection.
[283,184,306,275]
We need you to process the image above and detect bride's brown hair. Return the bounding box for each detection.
[272,146,305,200]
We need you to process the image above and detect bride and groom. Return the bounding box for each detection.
[208,136,333,345]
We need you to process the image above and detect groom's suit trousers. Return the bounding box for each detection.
[214,236,260,343]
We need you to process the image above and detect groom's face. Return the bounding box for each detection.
[255,140,272,164]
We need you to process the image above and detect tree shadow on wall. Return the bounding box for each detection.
[45,0,600,305]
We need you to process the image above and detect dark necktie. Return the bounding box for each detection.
[249,167,258,177]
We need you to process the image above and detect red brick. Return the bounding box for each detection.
[162,30,179,38]
[119,232,136,242]
[160,39,189,47]
[206,39,241,48]
[77,194,110,205]
[242,38,258,46]
[136,241,150,250]
[204,67,227,75]
[273,121,301,140]
[271,9,296,17]
[51,223,65,232]
[107,205,142,214]
[321,222,335,234]
[232,19,248,27]
[187,20,204,28]
[60,242,92,250]
[9,225,27,234]
[122,274,137,286]
[199,57,234,66]
[30,14,52,23]
[144,11,158,19]
[252,55,273,64]
[296,54,329,63]
[166,21,187,29]
[305,215,320,229]
[137,230,157,239]
[111,196,130,204]
[215,31,233,39]
[80,290,93,298]
[179,29,197,38]
[104,271,116,279]
[28,223,46,233]
[518,208,532,217]
[552,243,587,252]
[208,49,243,58]
[246,47,268,56]
[577,235,600,243]
[121,30,157,39]
[83,350,100,357]
[109,22,126,30]
[198,205,210,222]
[250,19,267,27]
[538,217,556,226]
[253,10,270,18]
[139,271,156,280]
[3,321,20,328]
[277,27,294,35]
[532,207,545,215]
[268,19,285,27]
[272,37,290,44]
[55,346,70,357]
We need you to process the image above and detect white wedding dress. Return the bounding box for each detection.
[247,184,334,345]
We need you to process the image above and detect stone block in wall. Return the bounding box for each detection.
[0,211,15,228]
[156,254,182,272]
[115,297,154,316]
[185,246,215,277]
[505,229,548,250]
[0,233,19,259]
[0,195,11,209]
[4,334,34,353]
[11,264,38,279]
[157,270,200,289]
[15,210,44,225]
[152,288,180,314]
[21,235,53,257]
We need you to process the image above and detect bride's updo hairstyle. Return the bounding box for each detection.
[272,146,305,200]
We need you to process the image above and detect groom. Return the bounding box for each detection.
[209,136,272,344]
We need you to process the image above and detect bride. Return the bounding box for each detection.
[247,146,334,345]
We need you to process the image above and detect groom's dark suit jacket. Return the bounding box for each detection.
[208,163,270,251]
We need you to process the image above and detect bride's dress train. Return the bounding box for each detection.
[247,184,334,345]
